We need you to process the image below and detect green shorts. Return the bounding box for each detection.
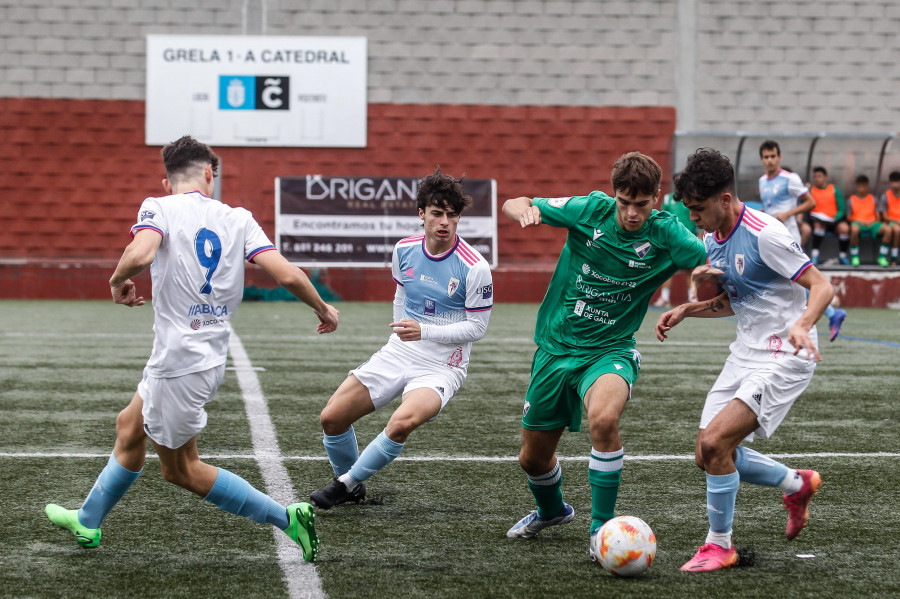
[522,346,641,433]
[853,221,883,237]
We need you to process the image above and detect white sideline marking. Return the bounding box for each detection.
[3,452,899,461]
[226,323,325,599]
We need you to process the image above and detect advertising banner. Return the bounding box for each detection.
[276,175,497,267]
[146,35,367,147]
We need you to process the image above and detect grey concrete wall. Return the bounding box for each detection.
[1,0,898,133]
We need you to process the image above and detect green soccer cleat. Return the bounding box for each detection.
[851,256,860,266]
[45,504,101,548]
[878,256,891,267]
[286,502,318,562]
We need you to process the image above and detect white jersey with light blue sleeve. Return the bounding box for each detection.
[758,169,809,243]
[389,234,493,378]
[131,191,275,378]
[705,204,815,370]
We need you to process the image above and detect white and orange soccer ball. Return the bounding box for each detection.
[591,515,657,577]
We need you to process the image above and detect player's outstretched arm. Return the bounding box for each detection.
[253,250,339,334]
[502,196,542,228]
[656,292,733,342]
[109,229,163,307]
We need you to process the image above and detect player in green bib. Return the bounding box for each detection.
[502,152,707,557]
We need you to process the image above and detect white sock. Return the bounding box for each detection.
[705,529,732,549]
[337,472,355,490]
[661,287,671,303]
[778,469,803,494]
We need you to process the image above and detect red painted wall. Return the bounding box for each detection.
[0,98,677,301]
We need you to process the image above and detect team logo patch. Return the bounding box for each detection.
[139,210,155,221]
[548,197,571,207]
[479,284,493,299]
[789,242,802,254]
[447,277,460,297]
[632,241,652,258]
[523,401,531,417]
[424,299,436,316]
[447,347,463,368]
[735,254,745,276]
[405,267,414,278]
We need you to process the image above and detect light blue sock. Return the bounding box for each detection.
[346,430,404,485]
[78,451,142,528]
[323,426,359,476]
[734,445,790,487]
[808,289,835,319]
[706,471,739,534]
[204,468,289,530]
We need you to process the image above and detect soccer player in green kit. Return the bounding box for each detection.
[502,152,707,558]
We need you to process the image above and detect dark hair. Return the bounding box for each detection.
[610,152,661,197]
[673,148,736,203]
[889,171,900,182]
[416,166,472,213]
[856,174,870,185]
[759,139,781,157]
[813,166,827,176]
[161,135,220,181]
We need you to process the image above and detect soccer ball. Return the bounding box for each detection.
[591,515,656,577]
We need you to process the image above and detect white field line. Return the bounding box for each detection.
[225,323,325,599]
[4,452,899,461]
[0,331,729,347]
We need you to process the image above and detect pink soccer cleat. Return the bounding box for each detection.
[784,469,822,540]
[680,542,738,572]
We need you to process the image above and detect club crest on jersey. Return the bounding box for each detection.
[424,299,436,316]
[735,254,745,276]
[632,241,652,258]
[447,277,460,297]
[548,196,570,208]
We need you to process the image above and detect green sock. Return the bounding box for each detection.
[527,461,564,518]
[589,447,624,532]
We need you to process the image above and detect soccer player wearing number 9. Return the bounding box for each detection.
[44,136,339,563]
[308,167,492,510]
[502,152,707,557]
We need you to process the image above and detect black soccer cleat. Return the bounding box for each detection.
[309,478,366,509]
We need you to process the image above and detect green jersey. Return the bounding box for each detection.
[533,191,707,356]
[661,192,696,233]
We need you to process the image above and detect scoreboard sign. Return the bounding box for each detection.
[276,175,497,268]
[146,35,367,147]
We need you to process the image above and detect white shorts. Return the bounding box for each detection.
[350,343,463,417]
[138,363,226,449]
[699,358,813,441]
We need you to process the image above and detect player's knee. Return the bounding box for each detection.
[319,406,350,436]
[588,413,619,441]
[115,410,145,450]
[385,418,416,443]
[698,435,726,465]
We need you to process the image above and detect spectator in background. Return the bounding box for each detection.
[879,171,900,265]
[848,174,892,267]
[808,166,850,266]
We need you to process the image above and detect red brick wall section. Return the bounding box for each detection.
[0,98,676,301]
